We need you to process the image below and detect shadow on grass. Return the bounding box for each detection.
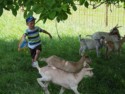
[0,37,125,94]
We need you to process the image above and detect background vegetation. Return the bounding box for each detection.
[0,0,125,22]
[0,5,125,94]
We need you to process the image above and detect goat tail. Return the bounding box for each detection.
[39,57,47,62]
[78,35,82,41]
[86,35,92,37]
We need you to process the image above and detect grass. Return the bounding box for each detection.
[0,4,125,94]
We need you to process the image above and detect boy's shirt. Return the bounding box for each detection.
[25,26,43,49]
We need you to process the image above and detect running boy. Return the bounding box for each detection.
[18,16,52,67]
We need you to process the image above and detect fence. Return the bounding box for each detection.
[52,4,125,38]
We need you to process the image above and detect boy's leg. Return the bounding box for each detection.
[29,48,35,62]
[33,45,42,62]
[33,49,41,62]
[29,45,42,67]
[32,45,41,67]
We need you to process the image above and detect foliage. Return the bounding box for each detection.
[0,0,125,22]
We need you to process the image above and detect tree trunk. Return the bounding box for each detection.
[105,4,108,26]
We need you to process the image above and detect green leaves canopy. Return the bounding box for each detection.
[0,0,125,22]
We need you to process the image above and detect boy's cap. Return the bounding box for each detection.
[26,16,36,23]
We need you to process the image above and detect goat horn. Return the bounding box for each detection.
[116,26,122,28]
[115,24,118,27]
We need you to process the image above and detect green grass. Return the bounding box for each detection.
[0,5,125,94]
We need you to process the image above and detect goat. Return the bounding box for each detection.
[39,55,91,73]
[79,35,105,57]
[109,24,121,39]
[104,35,125,58]
[34,62,93,94]
[87,24,121,42]
[104,41,115,59]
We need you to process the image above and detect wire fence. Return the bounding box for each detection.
[58,4,125,37]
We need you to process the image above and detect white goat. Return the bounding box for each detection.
[39,55,91,73]
[88,32,119,42]
[79,35,105,57]
[34,62,93,94]
[87,24,121,42]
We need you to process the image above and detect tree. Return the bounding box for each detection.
[0,0,125,23]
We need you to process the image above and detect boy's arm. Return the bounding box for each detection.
[18,34,26,51]
[42,30,52,39]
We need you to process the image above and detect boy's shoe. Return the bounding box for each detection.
[32,61,38,68]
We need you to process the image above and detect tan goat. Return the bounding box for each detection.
[34,62,93,94]
[39,55,91,73]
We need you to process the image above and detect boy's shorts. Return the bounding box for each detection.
[29,45,42,59]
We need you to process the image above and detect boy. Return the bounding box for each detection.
[18,16,52,67]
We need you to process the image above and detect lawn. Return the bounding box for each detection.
[0,4,125,94]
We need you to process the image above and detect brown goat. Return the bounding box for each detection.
[104,35,125,58]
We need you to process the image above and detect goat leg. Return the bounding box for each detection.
[37,78,50,94]
[71,86,80,94]
[59,87,65,94]
[96,46,99,57]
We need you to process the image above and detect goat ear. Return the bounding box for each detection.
[83,61,87,67]
[85,68,93,71]
[82,53,89,58]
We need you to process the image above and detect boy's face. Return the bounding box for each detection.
[27,20,35,30]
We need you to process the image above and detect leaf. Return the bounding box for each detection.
[45,0,55,7]
[62,12,68,20]
[56,16,60,22]
[32,5,43,14]
[62,4,68,12]
[55,8,61,12]
[0,6,3,16]
[13,2,19,10]
[24,10,28,18]
[12,8,17,16]
[27,11,33,17]
[80,0,85,5]
[49,11,56,20]
[72,5,77,11]
[3,0,7,5]
[0,0,3,4]
[43,18,47,23]
[58,11,68,21]
[84,1,89,8]
[124,1,125,8]
[26,5,31,10]
[70,2,77,11]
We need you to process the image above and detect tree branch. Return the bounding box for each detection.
[55,20,62,40]
[92,1,106,9]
